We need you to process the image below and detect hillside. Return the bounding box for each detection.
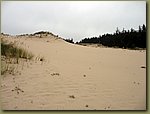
[0,32,146,110]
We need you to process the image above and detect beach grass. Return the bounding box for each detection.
[1,39,34,75]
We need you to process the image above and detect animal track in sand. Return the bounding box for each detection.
[133,81,140,85]
[1,84,6,87]
[85,104,89,108]
[30,100,33,103]
[141,66,146,69]
[51,73,60,76]
[11,86,24,94]
[69,95,75,99]
[104,106,111,110]
[83,74,86,77]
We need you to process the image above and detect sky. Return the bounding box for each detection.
[1,1,146,42]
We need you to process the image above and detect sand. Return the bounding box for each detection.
[0,34,146,110]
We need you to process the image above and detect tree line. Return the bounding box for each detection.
[78,24,146,49]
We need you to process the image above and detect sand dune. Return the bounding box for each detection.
[0,34,146,110]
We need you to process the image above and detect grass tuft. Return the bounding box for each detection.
[1,39,34,60]
[1,39,34,75]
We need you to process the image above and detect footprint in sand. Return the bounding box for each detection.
[69,95,75,99]
[85,104,89,108]
[12,86,24,94]
[141,66,146,69]
[133,81,140,85]
[51,73,60,76]
[1,85,6,87]
[83,74,86,77]
[104,106,111,110]
[30,100,33,103]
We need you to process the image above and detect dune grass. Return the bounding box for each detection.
[1,40,34,61]
[1,39,34,75]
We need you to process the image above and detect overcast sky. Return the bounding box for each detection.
[1,1,146,42]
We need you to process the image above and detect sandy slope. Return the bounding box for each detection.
[0,35,146,110]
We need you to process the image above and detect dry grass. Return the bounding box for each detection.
[1,39,34,61]
[1,39,34,75]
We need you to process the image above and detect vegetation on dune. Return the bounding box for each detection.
[64,38,74,44]
[1,39,34,75]
[1,58,16,75]
[33,31,51,35]
[78,24,146,49]
[33,31,59,38]
[1,39,34,60]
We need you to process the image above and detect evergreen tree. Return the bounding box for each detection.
[79,24,146,49]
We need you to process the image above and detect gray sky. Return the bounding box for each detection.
[1,1,146,42]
